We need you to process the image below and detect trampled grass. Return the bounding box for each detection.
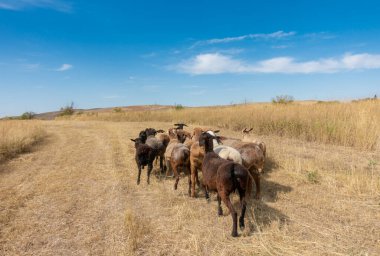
[64,100,380,150]
[0,121,379,255]
[0,120,46,162]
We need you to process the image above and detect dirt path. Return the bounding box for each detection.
[0,122,131,255]
[1,121,379,255]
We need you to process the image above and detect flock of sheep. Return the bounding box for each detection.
[130,124,266,237]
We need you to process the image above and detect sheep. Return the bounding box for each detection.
[130,137,156,185]
[139,128,166,174]
[174,123,188,130]
[188,127,206,197]
[206,131,243,165]
[171,143,191,194]
[164,129,189,176]
[242,128,267,157]
[219,139,263,199]
[199,132,254,237]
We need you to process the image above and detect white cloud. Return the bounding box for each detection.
[0,0,72,12]
[55,63,72,71]
[192,31,295,48]
[176,53,380,75]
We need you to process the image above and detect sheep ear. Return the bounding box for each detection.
[184,124,188,127]
[248,128,253,132]
[130,139,136,142]
[242,128,247,133]
[214,130,220,133]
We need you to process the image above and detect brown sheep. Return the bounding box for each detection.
[242,128,267,157]
[199,132,256,237]
[164,129,189,176]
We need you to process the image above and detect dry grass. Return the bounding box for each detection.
[1,120,379,255]
[62,100,380,151]
[0,120,46,162]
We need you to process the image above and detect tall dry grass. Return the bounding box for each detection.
[66,100,380,150]
[0,120,46,162]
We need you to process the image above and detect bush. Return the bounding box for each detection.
[20,112,35,120]
[59,102,75,116]
[306,170,320,184]
[113,107,123,113]
[174,104,184,110]
[272,95,295,104]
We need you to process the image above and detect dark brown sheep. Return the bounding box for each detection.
[139,128,166,174]
[130,138,156,185]
[199,132,255,237]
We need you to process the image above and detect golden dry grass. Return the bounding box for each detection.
[63,100,380,151]
[0,120,46,163]
[1,120,379,255]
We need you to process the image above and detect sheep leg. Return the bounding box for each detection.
[173,163,180,190]
[217,194,223,216]
[221,193,238,237]
[204,186,210,201]
[195,168,201,188]
[159,155,164,174]
[190,164,197,197]
[238,188,247,230]
[188,174,191,196]
[147,163,153,184]
[165,159,172,177]
[251,169,261,200]
[137,163,142,185]
[163,156,167,172]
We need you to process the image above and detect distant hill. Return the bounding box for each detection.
[33,105,173,120]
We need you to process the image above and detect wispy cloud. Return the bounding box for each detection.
[24,63,40,71]
[141,52,157,58]
[176,53,380,75]
[55,63,72,71]
[0,0,72,12]
[192,31,295,48]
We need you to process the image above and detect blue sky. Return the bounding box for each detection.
[1,0,380,116]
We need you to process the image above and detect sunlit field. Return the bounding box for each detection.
[65,100,380,150]
[0,118,378,254]
[0,120,46,162]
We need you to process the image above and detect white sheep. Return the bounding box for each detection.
[206,131,242,165]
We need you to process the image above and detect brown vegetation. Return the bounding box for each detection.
[62,100,380,150]
[0,120,46,162]
[1,120,379,255]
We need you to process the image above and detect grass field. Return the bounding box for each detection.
[0,120,46,163]
[0,120,379,255]
[64,100,380,151]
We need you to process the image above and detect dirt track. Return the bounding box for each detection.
[1,121,379,255]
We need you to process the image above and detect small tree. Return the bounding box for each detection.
[20,112,35,120]
[174,104,184,110]
[272,95,295,104]
[113,107,123,113]
[59,102,75,116]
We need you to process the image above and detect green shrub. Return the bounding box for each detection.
[174,104,184,110]
[306,170,320,184]
[20,112,35,120]
[59,102,75,116]
[272,95,295,104]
